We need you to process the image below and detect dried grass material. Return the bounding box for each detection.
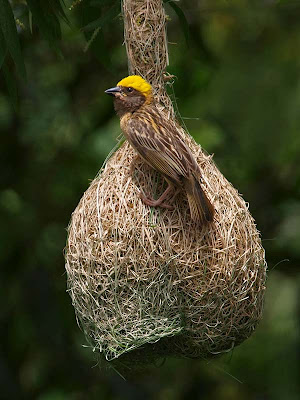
[123,0,175,117]
[65,135,267,361]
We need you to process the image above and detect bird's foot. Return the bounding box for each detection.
[140,193,174,210]
[140,192,175,210]
[140,184,179,211]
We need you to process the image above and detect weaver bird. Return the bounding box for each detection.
[105,75,214,225]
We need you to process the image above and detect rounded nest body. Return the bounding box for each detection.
[65,135,267,362]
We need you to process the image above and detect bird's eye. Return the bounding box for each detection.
[127,87,133,93]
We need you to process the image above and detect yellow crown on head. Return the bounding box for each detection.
[117,75,152,98]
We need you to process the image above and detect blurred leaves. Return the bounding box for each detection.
[26,0,64,48]
[2,60,19,110]
[0,188,23,215]
[164,0,190,46]
[1,1,300,399]
[0,0,122,106]
[82,2,120,32]
[73,0,122,67]
[0,0,26,78]
[0,29,7,69]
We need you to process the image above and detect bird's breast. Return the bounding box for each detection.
[120,112,132,134]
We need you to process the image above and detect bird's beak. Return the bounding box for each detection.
[105,86,121,96]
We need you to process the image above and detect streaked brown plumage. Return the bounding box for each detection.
[105,75,214,225]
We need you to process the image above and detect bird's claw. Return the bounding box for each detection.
[140,192,175,210]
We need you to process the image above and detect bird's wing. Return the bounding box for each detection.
[125,114,192,184]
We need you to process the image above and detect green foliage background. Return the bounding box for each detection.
[1,1,299,399]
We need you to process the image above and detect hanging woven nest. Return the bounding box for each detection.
[65,137,266,361]
[64,0,267,363]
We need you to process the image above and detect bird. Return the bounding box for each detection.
[105,75,214,225]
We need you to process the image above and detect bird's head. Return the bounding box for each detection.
[105,75,153,116]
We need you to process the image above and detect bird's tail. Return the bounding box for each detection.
[184,173,214,225]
